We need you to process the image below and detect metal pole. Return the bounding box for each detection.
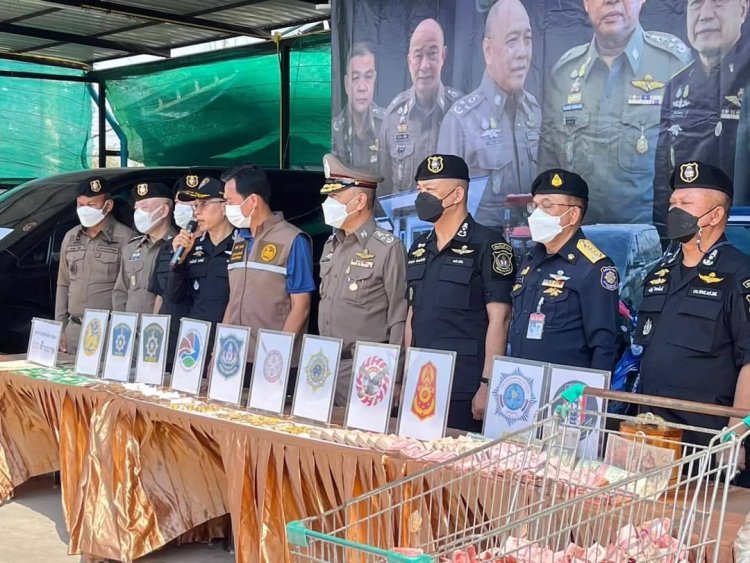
[98,81,107,169]
[280,41,291,169]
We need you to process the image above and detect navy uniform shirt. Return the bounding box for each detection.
[509,229,619,371]
[166,232,233,325]
[636,237,750,438]
[654,40,750,231]
[406,214,514,398]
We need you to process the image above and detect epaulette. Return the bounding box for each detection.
[450,93,483,116]
[332,113,344,132]
[372,229,397,245]
[444,86,462,102]
[577,239,606,264]
[551,44,588,74]
[644,31,691,63]
[384,89,411,116]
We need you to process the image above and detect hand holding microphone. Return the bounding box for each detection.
[170,220,198,269]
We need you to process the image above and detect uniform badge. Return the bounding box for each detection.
[456,222,468,238]
[355,355,391,407]
[261,243,277,262]
[576,239,605,263]
[411,361,437,421]
[642,318,653,336]
[551,173,564,188]
[216,335,242,379]
[89,179,102,193]
[193,279,200,291]
[702,249,718,267]
[631,75,665,92]
[262,349,284,383]
[427,155,444,174]
[305,349,331,391]
[111,323,132,357]
[742,279,750,290]
[142,323,164,363]
[550,271,570,282]
[600,266,619,291]
[412,247,426,258]
[492,367,537,424]
[355,249,375,260]
[452,245,474,255]
[512,283,522,292]
[654,268,670,277]
[186,175,199,188]
[82,318,102,357]
[491,243,513,276]
[679,162,699,183]
[520,266,530,276]
[649,278,667,285]
[543,287,563,297]
[698,272,724,284]
[136,183,149,197]
[636,126,648,155]
[177,330,202,371]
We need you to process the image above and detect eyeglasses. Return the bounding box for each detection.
[192,199,224,211]
[526,200,582,214]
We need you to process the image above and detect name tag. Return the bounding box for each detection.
[688,287,722,300]
[229,240,247,263]
[526,313,545,340]
[563,103,583,112]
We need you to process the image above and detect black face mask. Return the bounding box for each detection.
[415,189,456,223]
[666,206,715,244]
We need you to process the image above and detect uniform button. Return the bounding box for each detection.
[536,268,541,272]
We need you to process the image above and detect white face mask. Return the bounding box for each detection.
[77,205,107,228]
[173,203,194,230]
[225,202,252,229]
[133,207,164,235]
[528,208,570,244]
[322,197,354,229]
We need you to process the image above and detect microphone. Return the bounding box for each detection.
[169,220,198,270]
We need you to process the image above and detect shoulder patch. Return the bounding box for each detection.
[490,242,514,276]
[384,90,410,115]
[451,92,483,116]
[332,114,344,131]
[577,239,606,264]
[644,31,691,63]
[373,229,397,245]
[551,44,588,74]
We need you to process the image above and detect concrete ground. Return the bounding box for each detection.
[0,475,235,562]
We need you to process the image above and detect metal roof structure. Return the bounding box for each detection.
[0,0,329,69]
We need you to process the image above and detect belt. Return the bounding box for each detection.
[69,316,82,325]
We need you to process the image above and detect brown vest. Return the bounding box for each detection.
[226,214,308,363]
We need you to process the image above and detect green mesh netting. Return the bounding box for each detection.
[0,60,91,185]
[103,34,331,169]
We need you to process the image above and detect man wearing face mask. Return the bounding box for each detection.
[113,182,175,313]
[318,154,408,405]
[637,161,750,481]
[508,169,619,372]
[406,154,514,432]
[55,177,134,355]
[222,164,315,370]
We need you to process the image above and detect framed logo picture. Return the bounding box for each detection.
[247,329,295,414]
[135,314,171,387]
[102,312,138,382]
[397,347,456,441]
[291,335,343,424]
[344,341,401,434]
[74,309,110,377]
[27,317,63,368]
[207,324,250,405]
[170,318,211,395]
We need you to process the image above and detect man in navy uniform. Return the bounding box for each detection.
[508,169,619,371]
[637,161,750,480]
[405,154,514,431]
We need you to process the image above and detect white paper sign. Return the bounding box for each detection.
[27,318,63,368]
[397,347,456,441]
[207,324,250,405]
[291,335,343,424]
[247,329,295,414]
[344,341,401,433]
[548,364,610,459]
[483,356,548,439]
[74,309,110,377]
[170,318,211,394]
[102,312,138,382]
[135,314,171,386]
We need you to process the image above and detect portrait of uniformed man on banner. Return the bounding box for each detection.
[539,0,691,225]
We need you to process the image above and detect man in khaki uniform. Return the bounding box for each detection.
[56,177,134,354]
[222,164,315,367]
[318,154,408,405]
[113,181,176,313]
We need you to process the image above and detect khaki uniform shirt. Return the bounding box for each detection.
[331,104,384,173]
[112,226,176,314]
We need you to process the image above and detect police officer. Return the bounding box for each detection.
[637,161,750,480]
[55,177,134,354]
[654,0,750,231]
[539,0,691,224]
[332,42,384,173]
[437,0,540,228]
[222,164,315,368]
[406,154,514,432]
[737,79,750,200]
[167,175,233,331]
[318,154,408,406]
[378,19,462,195]
[113,181,176,313]
[509,169,619,371]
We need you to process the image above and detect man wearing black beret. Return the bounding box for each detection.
[508,168,619,373]
[405,154,515,431]
[637,161,750,484]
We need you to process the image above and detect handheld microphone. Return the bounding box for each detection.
[169,220,198,270]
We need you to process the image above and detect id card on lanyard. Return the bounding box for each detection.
[526,297,545,340]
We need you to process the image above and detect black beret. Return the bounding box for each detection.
[415,154,470,182]
[133,181,173,201]
[321,153,383,194]
[77,176,111,198]
[531,168,589,202]
[670,161,733,199]
[175,175,224,202]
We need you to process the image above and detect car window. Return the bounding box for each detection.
[726,224,750,255]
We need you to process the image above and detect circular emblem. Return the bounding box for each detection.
[491,368,537,425]
[263,349,284,383]
[216,334,242,379]
[305,350,331,391]
[261,243,277,262]
[177,329,201,371]
[136,183,149,197]
[82,318,102,357]
[355,355,390,407]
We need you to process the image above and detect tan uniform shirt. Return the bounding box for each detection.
[113,226,176,314]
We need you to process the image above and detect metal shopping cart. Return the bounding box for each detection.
[287,386,750,562]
